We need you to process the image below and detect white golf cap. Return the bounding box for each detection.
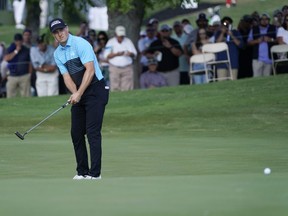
[115,26,126,36]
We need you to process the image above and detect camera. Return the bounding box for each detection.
[223,22,232,30]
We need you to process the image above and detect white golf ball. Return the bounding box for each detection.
[264,168,271,175]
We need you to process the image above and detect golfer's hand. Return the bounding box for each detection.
[69,93,81,105]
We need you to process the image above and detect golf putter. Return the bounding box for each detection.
[15,101,70,140]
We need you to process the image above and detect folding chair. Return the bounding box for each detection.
[270,44,288,75]
[202,42,233,82]
[189,53,215,84]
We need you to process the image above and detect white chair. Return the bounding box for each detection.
[270,44,288,75]
[189,53,215,84]
[202,42,233,82]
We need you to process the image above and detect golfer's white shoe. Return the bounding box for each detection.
[72,175,91,180]
[87,175,102,180]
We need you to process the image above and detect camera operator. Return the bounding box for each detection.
[215,16,244,80]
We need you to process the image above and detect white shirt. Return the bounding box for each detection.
[277,27,288,44]
[104,37,137,67]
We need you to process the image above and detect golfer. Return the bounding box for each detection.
[50,18,109,180]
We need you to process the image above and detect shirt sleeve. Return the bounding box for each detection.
[54,52,68,75]
[77,38,95,65]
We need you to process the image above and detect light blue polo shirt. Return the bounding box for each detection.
[54,34,103,86]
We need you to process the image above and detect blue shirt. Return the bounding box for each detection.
[54,34,103,87]
[215,29,244,69]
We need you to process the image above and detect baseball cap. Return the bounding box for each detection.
[260,13,270,19]
[173,21,181,27]
[149,18,159,24]
[49,18,67,33]
[273,9,282,17]
[160,24,171,31]
[115,26,126,36]
[14,33,23,41]
[197,13,208,21]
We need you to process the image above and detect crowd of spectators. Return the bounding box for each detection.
[1,4,288,97]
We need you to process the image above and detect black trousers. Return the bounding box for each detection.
[71,79,109,177]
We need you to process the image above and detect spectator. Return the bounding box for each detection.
[181,18,191,26]
[277,13,288,44]
[149,18,160,38]
[172,21,190,85]
[272,9,283,28]
[138,24,157,73]
[22,29,33,48]
[30,34,58,97]
[104,26,137,91]
[215,16,244,80]
[191,28,211,84]
[248,13,277,77]
[237,15,254,78]
[282,5,288,16]
[251,11,260,27]
[184,13,208,56]
[76,21,89,38]
[4,33,32,98]
[275,13,288,74]
[148,24,183,86]
[140,58,167,89]
[88,29,98,48]
[22,28,36,95]
[94,31,110,86]
[0,42,7,97]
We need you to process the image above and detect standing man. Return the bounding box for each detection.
[148,24,183,86]
[4,33,32,98]
[247,13,277,77]
[49,18,109,180]
[104,26,137,91]
[30,34,59,97]
[172,21,190,85]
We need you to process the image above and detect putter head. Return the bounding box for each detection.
[15,131,25,140]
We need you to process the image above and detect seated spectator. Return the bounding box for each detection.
[30,34,58,97]
[140,58,167,89]
[247,13,277,77]
[4,33,32,98]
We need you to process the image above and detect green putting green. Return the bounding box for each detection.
[0,75,287,215]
